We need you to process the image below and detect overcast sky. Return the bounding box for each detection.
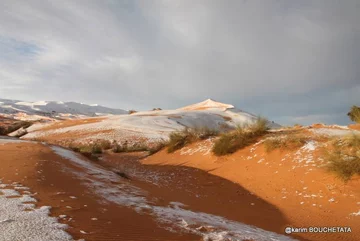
[0,0,359,125]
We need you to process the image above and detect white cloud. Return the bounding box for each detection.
[0,0,359,124]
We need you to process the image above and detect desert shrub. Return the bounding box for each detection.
[167,130,193,153]
[264,135,310,152]
[148,140,168,155]
[68,142,102,161]
[112,142,126,153]
[111,141,158,153]
[97,140,111,150]
[91,144,103,154]
[0,121,32,135]
[326,134,360,182]
[70,143,103,154]
[248,117,269,134]
[348,106,360,123]
[69,145,80,152]
[129,110,137,114]
[127,143,149,152]
[195,127,219,140]
[212,117,269,156]
[167,127,218,153]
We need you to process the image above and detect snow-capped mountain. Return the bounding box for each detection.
[0,98,128,120]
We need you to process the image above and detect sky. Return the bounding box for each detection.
[0,0,359,125]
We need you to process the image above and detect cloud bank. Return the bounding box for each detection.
[0,0,359,125]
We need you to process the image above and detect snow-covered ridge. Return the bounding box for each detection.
[179,99,235,111]
[0,98,127,119]
[19,99,280,143]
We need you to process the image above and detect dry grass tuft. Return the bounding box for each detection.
[212,117,269,156]
[167,127,219,153]
[325,134,360,182]
[264,134,310,152]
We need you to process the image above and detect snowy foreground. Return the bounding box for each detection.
[51,146,295,241]
[0,134,294,241]
[0,181,72,241]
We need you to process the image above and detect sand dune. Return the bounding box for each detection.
[1,99,359,241]
[19,99,280,147]
[1,137,299,241]
[143,127,360,241]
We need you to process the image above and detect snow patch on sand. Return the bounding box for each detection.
[0,182,72,241]
[52,146,294,241]
[153,204,295,241]
[350,210,360,216]
[311,128,360,136]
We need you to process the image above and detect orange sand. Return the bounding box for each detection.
[142,136,360,241]
[0,142,198,241]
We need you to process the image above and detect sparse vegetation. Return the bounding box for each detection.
[129,110,137,114]
[112,141,147,153]
[148,140,168,155]
[98,140,112,150]
[167,127,219,153]
[68,142,103,161]
[0,121,32,136]
[111,140,167,155]
[348,105,360,123]
[69,141,102,153]
[112,142,125,153]
[326,134,360,182]
[264,134,310,152]
[212,117,269,156]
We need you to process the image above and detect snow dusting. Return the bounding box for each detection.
[0,181,72,241]
[52,146,294,241]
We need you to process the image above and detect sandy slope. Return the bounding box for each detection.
[1,138,297,241]
[0,140,198,240]
[142,127,360,241]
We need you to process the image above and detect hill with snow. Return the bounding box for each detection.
[179,99,235,111]
[19,99,281,145]
[0,98,128,120]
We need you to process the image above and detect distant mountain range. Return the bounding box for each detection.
[0,98,128,120]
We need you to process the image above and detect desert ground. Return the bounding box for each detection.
[1,99,359,241]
